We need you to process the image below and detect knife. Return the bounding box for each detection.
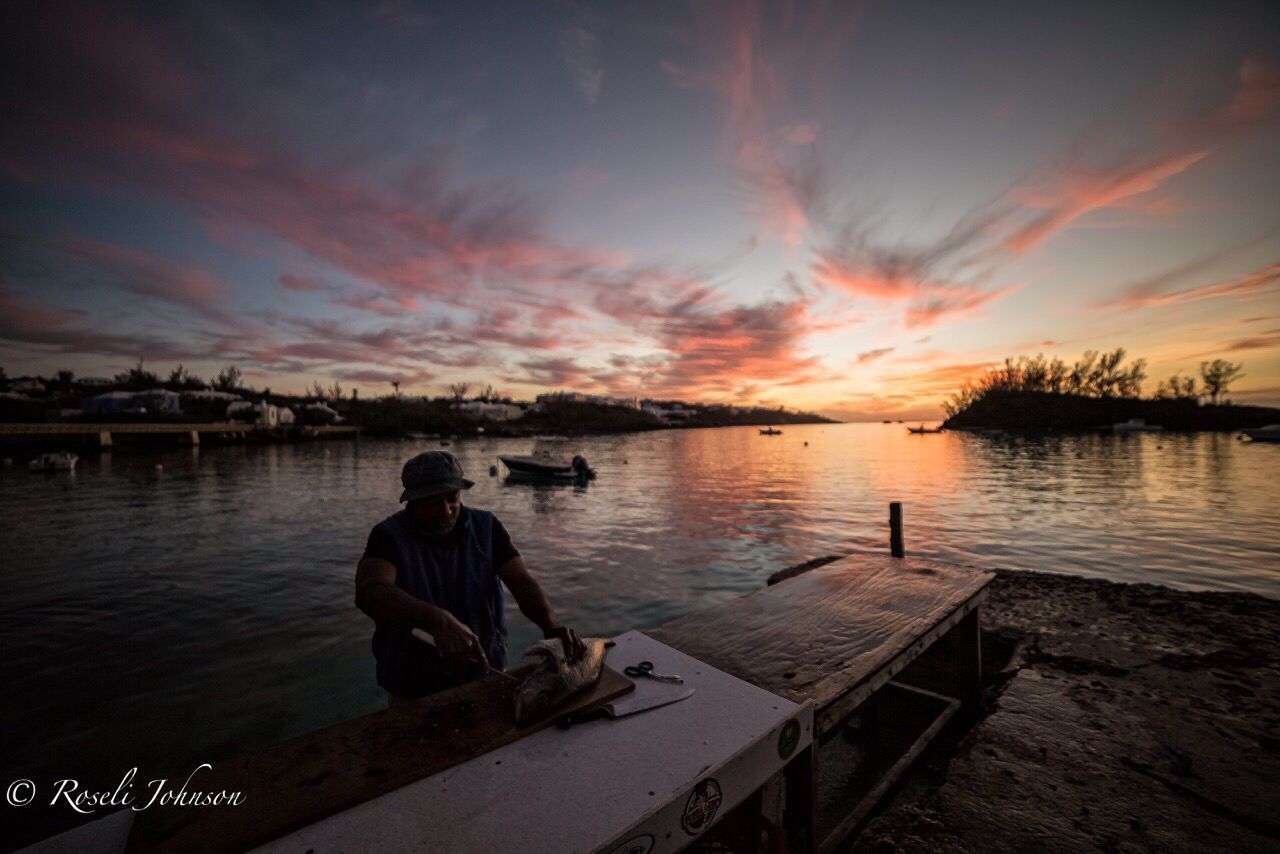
[556,687,695,729]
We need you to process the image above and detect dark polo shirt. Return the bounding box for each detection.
[363,506,519,697]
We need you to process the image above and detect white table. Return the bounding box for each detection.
[255,630,813,854]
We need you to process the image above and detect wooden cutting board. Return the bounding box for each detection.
[126,665,634,853]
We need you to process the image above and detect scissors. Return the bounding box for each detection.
[624,660,684,684]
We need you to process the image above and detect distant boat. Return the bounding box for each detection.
[1113,418,1162,433]
[1242,424,1280,442]
[907,425,944,434]
[405,431,429,440]
[759,427,782,435]
[28,451,78,472]
[882,420,892,424]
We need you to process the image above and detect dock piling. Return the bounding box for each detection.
[890,501,904,557]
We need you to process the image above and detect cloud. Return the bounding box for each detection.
[856,347,894,364]
[1217,58,1280,129]
[1220,328,1280,353]
[508,356,593,387]
[1101,264,1280,311]
[1003,151,1209,254]
[561,21,604,105]
[0,290,200,361]
[902,284,1019,329]
[59,235,230,308]
[671,0,862,246]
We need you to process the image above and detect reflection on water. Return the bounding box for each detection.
[1,423,1277,840]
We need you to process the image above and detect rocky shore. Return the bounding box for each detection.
[851,569,1279,852]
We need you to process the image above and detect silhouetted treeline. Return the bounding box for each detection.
[939,349,1270,432]
[944,350,1248,418]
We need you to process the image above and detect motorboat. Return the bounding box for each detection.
[28,451,78,472]
[907,425,944,434]
[1113,418,1162,433]
[1242,424,1280,442]
[759,428,782,435]
[499,437,596,480]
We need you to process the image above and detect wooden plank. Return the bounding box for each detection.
[816,682,959,854]
[125,665,632,853]
[649,555,992,731]
[815,593,985,735]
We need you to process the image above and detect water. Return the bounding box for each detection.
[2,423,1277,842]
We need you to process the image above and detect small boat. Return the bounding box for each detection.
[1113,418,1162,433]
[907,425,944,434]
[499,437,596,480]
[759,428,782,435]
[28,451,78,472]
[1242,424,1280,442]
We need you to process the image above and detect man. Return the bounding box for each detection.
[355,450,585,700]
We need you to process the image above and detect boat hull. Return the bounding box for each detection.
[499,455,576,476]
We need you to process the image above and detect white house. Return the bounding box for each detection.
[453,401,524,421]
[227,399,279,427]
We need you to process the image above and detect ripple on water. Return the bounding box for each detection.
[1,424,1277,828]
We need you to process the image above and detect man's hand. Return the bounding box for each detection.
[546,625,586,662]
[428,611,488,671]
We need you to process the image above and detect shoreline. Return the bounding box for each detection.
[849,568,1279,852]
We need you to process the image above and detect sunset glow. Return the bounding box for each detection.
[3,0,1278,419]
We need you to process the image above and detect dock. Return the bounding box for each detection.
[0,422,359,448]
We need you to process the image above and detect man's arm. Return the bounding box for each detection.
[355,557,486,666]
[498,556,586,659]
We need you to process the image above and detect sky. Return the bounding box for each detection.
[2,0,1278,420]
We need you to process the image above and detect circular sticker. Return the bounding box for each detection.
[681,777,723,835]
[608,834,654,854]
[777,718,801,760]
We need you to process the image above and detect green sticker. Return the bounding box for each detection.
[777,719,801,760]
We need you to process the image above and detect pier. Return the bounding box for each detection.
[0,422,359,449]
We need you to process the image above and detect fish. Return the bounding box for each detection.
[513,637,609,725]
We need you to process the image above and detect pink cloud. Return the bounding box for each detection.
[1101,263,1280,311]
[59,235,230,308]
[1004,150,1209,254]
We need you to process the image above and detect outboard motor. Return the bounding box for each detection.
[570,454,597,480]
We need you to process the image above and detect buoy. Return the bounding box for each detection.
[804,441,808,446]
[489,465,498,476]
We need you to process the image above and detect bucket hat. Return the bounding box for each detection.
[399,450,475,502]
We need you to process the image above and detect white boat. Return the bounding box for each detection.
[1112,419,1162,433]
[1242,424,1280,442]
[499,437,596,480]
[28,451,78,472]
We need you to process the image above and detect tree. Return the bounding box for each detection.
[479,384,497,402]
[1154,374,1198,400]
[391,380,401,398]
[311,380,326,399]
[214,365,243,392]
[1199,360,1244,405]
[115,358,160,390]
[448,382,470,401]
[329,380,343,400]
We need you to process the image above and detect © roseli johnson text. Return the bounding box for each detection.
[24,765,245,814]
